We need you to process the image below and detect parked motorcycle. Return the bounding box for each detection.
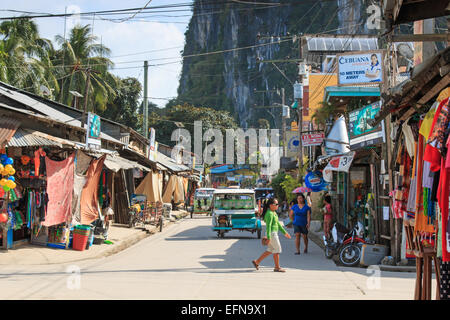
[323,221,366,267]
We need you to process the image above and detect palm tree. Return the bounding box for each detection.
[54,24,117,113]
[0,19,57,96]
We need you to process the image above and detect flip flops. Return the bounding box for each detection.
[274,268,286,272]
[252,260,259,270]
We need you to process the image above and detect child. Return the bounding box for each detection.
[322,195,333,239]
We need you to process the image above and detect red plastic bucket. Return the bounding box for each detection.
[73,232,89,251]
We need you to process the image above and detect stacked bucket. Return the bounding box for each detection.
[72,225,91,251]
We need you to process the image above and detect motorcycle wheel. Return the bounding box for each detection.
[324,246,334,259]
[128,215,135,228]
[338,243,362,267]
[257,228,261,239]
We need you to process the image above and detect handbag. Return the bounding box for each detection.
[261,236,269,246]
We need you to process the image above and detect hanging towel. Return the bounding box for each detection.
[402,122,416,159]
[80,155,106,225]
[419,101,438,140]
[42,153,75,227]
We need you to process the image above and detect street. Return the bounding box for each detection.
[0,216,420,300]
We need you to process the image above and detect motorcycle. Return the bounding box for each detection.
[323,221,366,267]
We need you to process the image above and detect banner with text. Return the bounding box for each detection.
[337,50,384,86]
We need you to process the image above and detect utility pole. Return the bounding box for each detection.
[81,68,92,129]
[281,87,286,158]
[296,37,304,180]
[143,60,149,139]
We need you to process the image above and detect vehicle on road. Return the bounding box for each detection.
[323,221,366,267]
[129,194,164,232]
[211,188,262,239]
[254,187,274,215]
[191,188,215,218]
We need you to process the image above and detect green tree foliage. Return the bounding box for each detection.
[54,24,116,112]
[0,19,56,95]
[149,103,238,147]
[98,77,142,132]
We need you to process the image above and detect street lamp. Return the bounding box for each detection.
[69,90,84,110]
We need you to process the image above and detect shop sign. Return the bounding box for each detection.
[348,101,385,150]
[304,171,327,192]
[301,132,324,147]
[86,112,101,150]
[148,128,157,162]
[336,50,385,86]
[324,151,355,173]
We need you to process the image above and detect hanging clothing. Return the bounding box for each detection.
[424,98,449,172]
[402,122,416,158]
[80,155,106,225]
[34,148,46,177]
[422,161,434,189]
[419,101,438,140]
[42,153,75,227]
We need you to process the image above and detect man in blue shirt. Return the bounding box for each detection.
[289,193,311,254]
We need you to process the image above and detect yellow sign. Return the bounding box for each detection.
[291,121,298,131]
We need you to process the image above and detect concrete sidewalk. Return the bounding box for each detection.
[0,210,189,265]
[307,225,419,273]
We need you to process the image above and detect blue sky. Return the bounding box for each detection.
[0,0,192,107]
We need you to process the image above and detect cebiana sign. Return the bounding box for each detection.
[336,50,385,86]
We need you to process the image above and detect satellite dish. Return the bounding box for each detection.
[40,85,52,96]
[397,43,414,60]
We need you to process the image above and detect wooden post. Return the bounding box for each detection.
[385,113,397,261]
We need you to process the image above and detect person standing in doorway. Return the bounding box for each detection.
[290,193,311,254]
[252,198,291,272]
[322,195,333,239]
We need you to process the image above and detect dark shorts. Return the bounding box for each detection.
[294,225,308,235]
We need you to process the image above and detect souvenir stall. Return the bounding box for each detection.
[387,89,450,300]
[0,149,21,249]
[0,145,74,250]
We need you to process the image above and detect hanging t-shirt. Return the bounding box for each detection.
[422,161,434,189]
[424,98,449,172]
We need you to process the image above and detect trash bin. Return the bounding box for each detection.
[73,225,90,251]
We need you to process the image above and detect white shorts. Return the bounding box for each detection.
[267,232,282,254]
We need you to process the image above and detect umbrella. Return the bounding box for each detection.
[292,186,312,194]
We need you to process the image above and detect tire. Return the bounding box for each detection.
[159,217,163,232]
[219,230,225,238]
[191,211,193,219]
[338,243,362,267]
[257,228,261,239]
[324,246,334,259]
[128,215,135,228]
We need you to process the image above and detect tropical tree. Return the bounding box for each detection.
[0,18,56,96]
[53,24,116,113]
[98,76,142,132]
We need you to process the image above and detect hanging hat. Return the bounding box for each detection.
[21,155,31,165]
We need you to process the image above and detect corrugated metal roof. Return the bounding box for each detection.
[306,37,378,52]
[157,151,190,172]
[0,85,122,145]
[7,128,62,148]
[0,118,20,147]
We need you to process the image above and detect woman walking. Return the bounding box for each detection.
[252,198,291,272]
[290,193,311,254]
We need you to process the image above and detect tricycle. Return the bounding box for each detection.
[191,188,215,218]
[211,188,261,239]
[129,194,164,232]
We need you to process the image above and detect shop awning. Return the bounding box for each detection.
[157,151,191,172]
[371,46,450,127]
[0,118,21,147]
[103,154,151,173]
[6,128,74,148]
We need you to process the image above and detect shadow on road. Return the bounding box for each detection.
[163,225,418,279]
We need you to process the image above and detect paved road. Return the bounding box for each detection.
[0,216,422,299]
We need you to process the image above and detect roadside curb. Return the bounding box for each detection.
[93,210,190,260]
[0,210,190,265]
